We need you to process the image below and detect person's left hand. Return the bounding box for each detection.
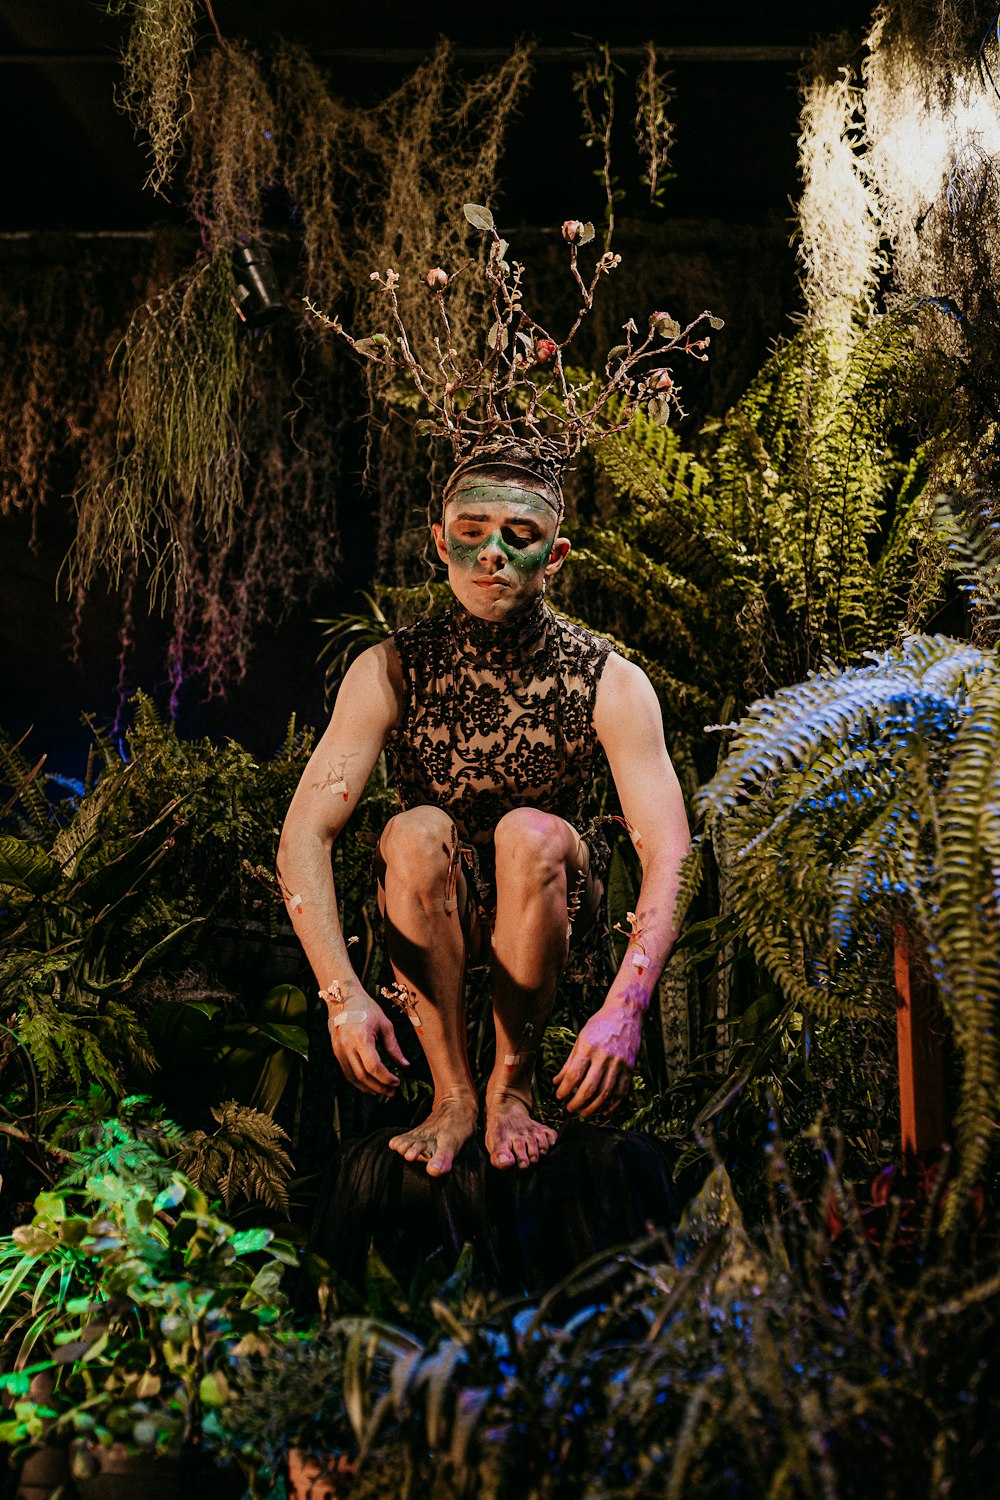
[553,998,644,1118]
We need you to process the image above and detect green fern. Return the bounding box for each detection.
[178,1100,294,1214]
[695,631,1000,1225]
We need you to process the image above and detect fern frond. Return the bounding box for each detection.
[179,1100,293,1214]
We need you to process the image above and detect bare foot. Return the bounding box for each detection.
[484,1086,557,1170]
[388,1093,479,1176]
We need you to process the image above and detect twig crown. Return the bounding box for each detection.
[306,204,722,473]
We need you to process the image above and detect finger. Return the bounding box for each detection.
[596,1074,633,1119]
[349,1045,398,1095]
[565,1059,606,1113]
[554,1049,590,1100]
[360,1045,400,1090]
[380,1021,410,1069]
[579,1066,630,1119]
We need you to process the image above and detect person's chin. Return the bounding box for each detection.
[462,580,522,619]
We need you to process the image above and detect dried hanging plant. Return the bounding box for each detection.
[796,39,888,340]
[635,43,676,208]
[108,0,199,196]
[69,248,247,608]
[573,43,624,251]
[187,44,281,247]
[861,2,1000,474]
[57,31,532,702]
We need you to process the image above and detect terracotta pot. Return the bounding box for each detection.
[287,1448,356,1499]
[71,1443,244,1500]
[15,1443,76,1500]
[13,1374,76,1500]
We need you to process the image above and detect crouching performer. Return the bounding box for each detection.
[278,444,690,1176]
[279,215,717,1176]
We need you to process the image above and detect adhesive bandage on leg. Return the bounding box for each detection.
[288,893,304,915]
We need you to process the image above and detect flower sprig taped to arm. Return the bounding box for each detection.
[304,205,723,474]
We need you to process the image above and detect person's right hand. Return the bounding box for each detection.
[328,997,410,1096]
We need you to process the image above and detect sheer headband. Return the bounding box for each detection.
[442,459,564,517]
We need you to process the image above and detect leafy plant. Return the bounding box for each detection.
[0,1161,296,1464]
[691,626,1000,1227]
[178,1101,295,1215]
[560,314,944,750]
[233,1151,1000,1499]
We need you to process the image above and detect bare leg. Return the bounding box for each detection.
[380,807,480,1176]
[486,808,596,1170]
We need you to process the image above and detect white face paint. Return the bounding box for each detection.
[431,482,570,623]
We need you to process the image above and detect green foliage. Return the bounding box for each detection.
[0,1158,296,1459]
[561,315,944,749]
[695,630,1000,1226]
[220,1154,1000,1499]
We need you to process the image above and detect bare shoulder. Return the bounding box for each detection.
[595,652,661,721]
[335,637,403,734]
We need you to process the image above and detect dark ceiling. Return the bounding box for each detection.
[0,1,876,233]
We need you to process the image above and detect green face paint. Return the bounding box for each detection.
[443,486,557,574]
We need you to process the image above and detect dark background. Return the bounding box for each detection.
[0,1,875,774]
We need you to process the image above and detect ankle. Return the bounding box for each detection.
[433,1088,478,1112]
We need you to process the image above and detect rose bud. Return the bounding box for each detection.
[425,267,448,290]
[649,369,673,390]
[561,219,585,243]
[650,311,681,339]
[534,337,558,363]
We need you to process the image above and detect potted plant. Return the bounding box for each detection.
[221,1317,420,1500]
[0,1152,297,1498]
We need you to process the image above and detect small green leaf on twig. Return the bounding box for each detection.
[463,203,495,232]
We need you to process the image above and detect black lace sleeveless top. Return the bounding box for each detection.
[384,598,614,893]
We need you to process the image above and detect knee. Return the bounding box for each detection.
[380,807,456,894]
[494,808,572,885]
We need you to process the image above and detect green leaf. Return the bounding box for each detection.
[83,917,204,995]
[249,1022,310,1058]
[198,1371,228,1408]
[0,836,59,894]
[578,221,596,245]
[737,992,781,1041]
[463,202,494,232]
[231,1228,273,1256]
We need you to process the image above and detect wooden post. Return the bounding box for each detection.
[893,925,946,1158]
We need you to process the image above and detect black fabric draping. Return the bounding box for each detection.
[306,1120,682,1299]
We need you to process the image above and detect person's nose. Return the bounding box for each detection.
[477,533,505,571]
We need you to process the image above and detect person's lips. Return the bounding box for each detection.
[474,577,510,588]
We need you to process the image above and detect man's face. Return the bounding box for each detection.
[432,482,570,623]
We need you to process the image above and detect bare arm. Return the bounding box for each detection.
[554,653,690,1117]
[277,640,407,1096]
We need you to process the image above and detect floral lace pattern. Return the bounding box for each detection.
[385,598,614,901]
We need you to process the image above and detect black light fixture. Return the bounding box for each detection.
[231,243,288,329]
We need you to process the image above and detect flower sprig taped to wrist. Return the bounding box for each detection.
[614,911,652,975]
